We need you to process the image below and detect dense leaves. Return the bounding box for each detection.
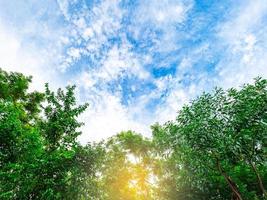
[0,69,266,199]
[0,69,103,199]
[99,131,156,200]
[152,78,267,200]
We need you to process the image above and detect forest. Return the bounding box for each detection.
[0,68,266,200]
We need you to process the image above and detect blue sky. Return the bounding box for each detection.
[0,0,267,142]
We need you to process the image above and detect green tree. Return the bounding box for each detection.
[228,78,267,198]
[0,70,44,199]
[153,78,267,200]
[0,69,101,199]
[98,131,156,200]
[1,68,266,200]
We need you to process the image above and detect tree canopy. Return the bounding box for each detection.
[0,68,266,200]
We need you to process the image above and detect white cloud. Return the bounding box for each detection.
[150,0,267,128]
[75,39,150,89]
[0,0,73,90]
[0,22,58,91]
[57,0,126,69]
[74,42,152,142]
[142,0,190,26]
[130,0,193,52]
[65,0,202,143]
[83,27,94,39]
[67,47,82,60]
[216,0,267,88]
[55,0,157,142]
[2,0,267,145]
[78,90,150,143]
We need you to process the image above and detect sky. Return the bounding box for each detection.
[0,0,267,143]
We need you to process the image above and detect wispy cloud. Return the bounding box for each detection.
[215,0,267,88]
[0,0,70,90]
[0,0,266,142]
[0,21,58,91]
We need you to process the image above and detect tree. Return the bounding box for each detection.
[98,131,156,200]
[1,68,266,200]
[154,78,267,200]
[228,78,267,198]
[0,70,44,199]
[0,69,101,199]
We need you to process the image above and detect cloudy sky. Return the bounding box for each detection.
[0,0,267,143]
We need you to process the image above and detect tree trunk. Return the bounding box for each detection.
[249,160,267,199]
[216,159,243,200]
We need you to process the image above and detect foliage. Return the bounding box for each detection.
[0,69,102,199]
[0,68,266,200]
[152,78,267,200]
[98,131,156,200]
